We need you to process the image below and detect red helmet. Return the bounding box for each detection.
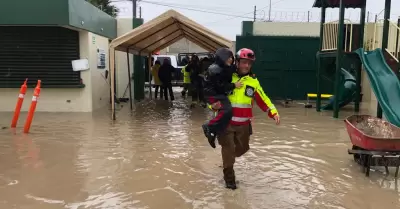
[236,48,255,61]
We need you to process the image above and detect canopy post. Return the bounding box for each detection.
[110,47,116,120]
[333,0,345,118]
[377,0,392,118]
[134,52,144,100]
[126,50,133,110]
[148,53,153,99]
[316,2,326,112]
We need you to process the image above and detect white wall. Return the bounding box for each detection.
[89,33,111,111]
[253,22,320,36]
[0,28,110,112]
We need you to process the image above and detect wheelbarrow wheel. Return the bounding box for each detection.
[352,145,362,165]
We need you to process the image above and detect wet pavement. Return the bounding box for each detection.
[0,98,400,209]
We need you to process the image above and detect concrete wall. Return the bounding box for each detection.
[360,69,378,115]
[0,29,110,112]
[115,18,133,98]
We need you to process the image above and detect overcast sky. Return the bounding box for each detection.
[112,0,400,40]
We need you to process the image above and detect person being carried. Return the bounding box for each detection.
[202,48,242,148]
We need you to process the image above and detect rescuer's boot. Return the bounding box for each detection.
[223,167,237,190]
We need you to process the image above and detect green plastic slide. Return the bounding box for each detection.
[321,68,356,110]
[355,48,400,127]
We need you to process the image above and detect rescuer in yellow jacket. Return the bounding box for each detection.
[181,64,190,97]
[209,48,280,190]
[151,60,162,99]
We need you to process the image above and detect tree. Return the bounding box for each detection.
[87,0,119,17]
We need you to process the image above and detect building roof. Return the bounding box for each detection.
[109,9,232,54]
[313,0,366,8]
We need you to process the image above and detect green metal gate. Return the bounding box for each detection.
[236,36,333,100]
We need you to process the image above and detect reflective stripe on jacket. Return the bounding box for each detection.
[181,65,191,84]
[228,73,278,125]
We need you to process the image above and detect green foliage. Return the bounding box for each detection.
[87,0,119,17]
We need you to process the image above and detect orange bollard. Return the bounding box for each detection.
[23,80,41,133]
[11,79,28,128]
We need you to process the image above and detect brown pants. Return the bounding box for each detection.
[217,124,251,169]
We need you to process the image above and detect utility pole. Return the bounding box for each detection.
[132,0,137,18]
[253,6,256,22]
[268,0,272,21]
[139,6,142,18]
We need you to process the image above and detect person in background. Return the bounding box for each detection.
[186,55,203,106]
[158,58,175,101]
[181,58,190,98]
[210,48,280,190]
[151,60,163,99]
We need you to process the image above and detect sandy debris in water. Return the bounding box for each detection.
[354,119,397,139]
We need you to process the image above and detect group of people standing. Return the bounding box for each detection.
[151,59,175,101]
[150,54,213,106]
[181,55,214,106]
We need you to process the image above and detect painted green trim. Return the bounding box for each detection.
[316,5,326,112]
[0,0,69,25]
[132,18,145,101]
[68,0,117,39]
[0,0,117,39]
[242,21,253,36]
[133,18,144,28]
[313,0,364,8]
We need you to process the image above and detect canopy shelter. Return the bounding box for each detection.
[109,9,233,120]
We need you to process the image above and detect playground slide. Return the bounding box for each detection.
[322,68,357,110]
[355,48,400,127]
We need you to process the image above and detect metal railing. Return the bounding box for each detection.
[371,19,400,61]
[387,21,400,61]
[322,20,354,52]
[372,20,385,50]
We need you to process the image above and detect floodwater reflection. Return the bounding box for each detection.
[0,99,399,209]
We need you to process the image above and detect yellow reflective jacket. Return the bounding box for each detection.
[151,64,162,85]
[209,73,278,125]
[181,65,190,84]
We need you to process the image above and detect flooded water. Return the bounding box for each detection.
[1,97,400,209]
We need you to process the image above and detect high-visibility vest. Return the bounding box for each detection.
[228,73,278,125]
[181,65,190,84]
[151,64,161,85]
